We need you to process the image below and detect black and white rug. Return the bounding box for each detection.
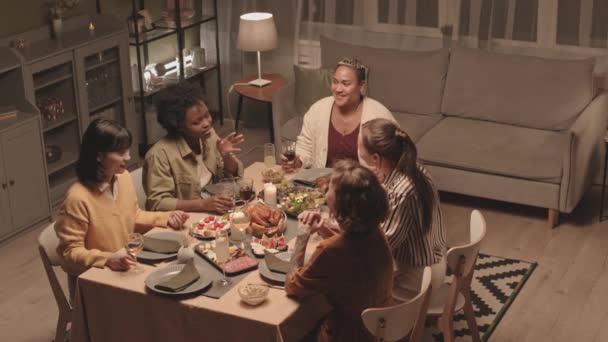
[427,253,537,341]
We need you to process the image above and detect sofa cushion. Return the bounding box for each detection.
[293,65,332,115]
[441,46,594,130]
[417,117,568,183]
[281,116,303,142]
[393,112,443,143]
[320,36,449,115]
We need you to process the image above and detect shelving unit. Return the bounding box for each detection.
[2,14,139,207]
[97,0,224,152]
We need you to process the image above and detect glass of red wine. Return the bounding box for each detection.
[236,177,254,206]
[283,141,297,162]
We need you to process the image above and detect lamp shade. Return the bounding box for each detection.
[237,12,278,52]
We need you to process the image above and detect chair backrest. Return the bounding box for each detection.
[362,267,432,342]
[38,222,63,266]
[38,222,71,310]
[446,210,487,278]
[130,167,147,209]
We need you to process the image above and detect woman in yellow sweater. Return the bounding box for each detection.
[55,119,188,281]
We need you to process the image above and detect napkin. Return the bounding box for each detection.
[264,250,291,274]
[143,235,181,254]
[154,260,200,292]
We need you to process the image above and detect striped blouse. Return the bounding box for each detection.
[381,165,447,268]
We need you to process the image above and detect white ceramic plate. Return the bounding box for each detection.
[137,231,183,262]
[145,264,211,296]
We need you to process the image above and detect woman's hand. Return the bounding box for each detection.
[317,219,340,239]
[200,196,233,213]
[298,211,339,238]
[298,210,322,226]
[167,210,189,229]
[105,249,135,271]
[217,132,244,157]
[280,153,302,173]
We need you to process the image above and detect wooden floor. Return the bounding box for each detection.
[1,121,607,341]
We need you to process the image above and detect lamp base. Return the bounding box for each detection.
[248,78,272,87]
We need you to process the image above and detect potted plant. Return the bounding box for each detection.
[47,0,81,39]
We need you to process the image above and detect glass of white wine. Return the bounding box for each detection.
[126,233,144,271]
[231,209,251,246]
[214,229,231,287]
[264,143,276,168]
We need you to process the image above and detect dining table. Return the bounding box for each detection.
[70,162,332,342]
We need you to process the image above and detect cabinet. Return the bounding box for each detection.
[0,47,50,241]
[4,15,139,206]
[0,116,50,235]
[97,0,223,150]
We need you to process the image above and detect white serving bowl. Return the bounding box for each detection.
[238,283,269,306]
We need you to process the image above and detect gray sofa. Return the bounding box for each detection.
[272,37,608,227]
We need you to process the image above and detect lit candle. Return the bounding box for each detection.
[263,183,277,207]
[89,22,95,36]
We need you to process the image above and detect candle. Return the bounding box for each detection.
[264,183,277,207]
[88,22,95,36]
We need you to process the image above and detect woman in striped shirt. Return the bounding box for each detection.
[359,118,447,295]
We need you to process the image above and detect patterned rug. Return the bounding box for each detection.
[426,253,537,341]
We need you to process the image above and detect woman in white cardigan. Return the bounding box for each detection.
[281,57,396,170]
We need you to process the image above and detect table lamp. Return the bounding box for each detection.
[237,12,278,87]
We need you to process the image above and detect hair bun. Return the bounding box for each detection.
[395,128,408,139]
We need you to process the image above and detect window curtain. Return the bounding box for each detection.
[295,0,607,82]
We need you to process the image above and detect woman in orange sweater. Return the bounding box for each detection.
[55,119,188,286]
[286,160,394,342]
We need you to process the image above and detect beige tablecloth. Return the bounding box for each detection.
[71,163,331,342]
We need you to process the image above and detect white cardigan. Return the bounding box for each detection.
[295,96,397,168]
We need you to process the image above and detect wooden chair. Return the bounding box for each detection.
[38,222,72,342]
[426,210,487,342]
[130,167,146,209]
[361,266,433,342]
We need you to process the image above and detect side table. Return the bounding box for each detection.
[233,73,286,143]
[600,132,608,221]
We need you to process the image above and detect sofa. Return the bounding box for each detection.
[272,36,608,227]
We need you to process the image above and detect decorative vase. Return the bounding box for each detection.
[52,18,63,40]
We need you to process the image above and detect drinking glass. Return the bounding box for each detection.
[264,143,276,168]
[282,141,297,173]
[126,233,144,271]
[215,229,231,287]
[219,180,236,213]
[236,177,254,206]
[231,208,251,245]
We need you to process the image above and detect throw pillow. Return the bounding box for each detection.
[293,65,332,114]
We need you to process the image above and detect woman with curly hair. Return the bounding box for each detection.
[286,160,393,342]
[143,82,244,213]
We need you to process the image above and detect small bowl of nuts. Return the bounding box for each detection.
[238,283,270,306]
[261,167,285,184]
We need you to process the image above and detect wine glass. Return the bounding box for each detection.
[282,141,297,173]
[215,229,232,287]
[126,233,144,271]
[264,143,276,168]
[236,177,254,206]
[231,208,251,247]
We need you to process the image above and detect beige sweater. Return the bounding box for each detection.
[296,96,396,168]
[55,171,171,275]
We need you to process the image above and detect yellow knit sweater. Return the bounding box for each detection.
[55,171,171,274]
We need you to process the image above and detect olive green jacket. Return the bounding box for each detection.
[143,131,243,211]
